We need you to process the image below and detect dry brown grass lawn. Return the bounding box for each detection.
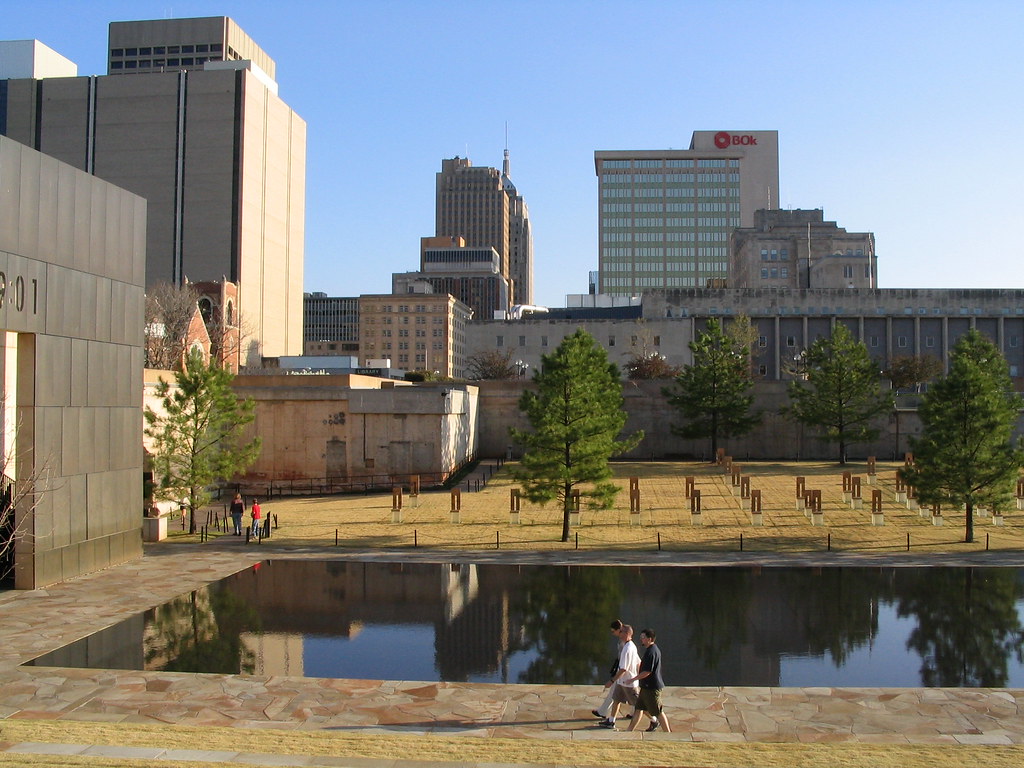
[2,720,1023,768]
[170,460,1024,554]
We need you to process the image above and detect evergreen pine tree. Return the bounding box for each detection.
[663,318,760,459]
[902,329,1024,543]
[787,323,894,464]
[512,329,642,542]
[145,350,261,534]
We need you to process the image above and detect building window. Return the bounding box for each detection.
[653,335,661,346]
[758,364,768,376]
[1011,336,1020,348]
[786,336,796,348]
[496,335,503,347]
[780,267,788,278]
[925,336,935,348]
[758,335,767,348]
[761,268,768,278]
[843,265,854,279]
[519,335,526,347]
[608,336,615,347]
[869,336,879,347]
[541,336,548,347]
[897,336,908,348]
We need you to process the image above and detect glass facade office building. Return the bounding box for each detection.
[595,130,779,295]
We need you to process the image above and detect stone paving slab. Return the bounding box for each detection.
[1,546,1024,748]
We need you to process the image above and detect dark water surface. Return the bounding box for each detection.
[26,561,1024,687]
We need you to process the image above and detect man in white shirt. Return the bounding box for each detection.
[598,624,640,728]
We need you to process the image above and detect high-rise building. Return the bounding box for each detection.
[304,293,360,356]
[595,130,779,295]
[435,152,533,307]
[358,294,471,377]
[503,150,533,307]
[0,17,305,361]
[729,209,877,290]
[393,236,511,321]
[106,16,275,78]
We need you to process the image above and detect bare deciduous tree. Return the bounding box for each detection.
[1,438,57,587]
[465,349,520,380]
[145,282,201,371]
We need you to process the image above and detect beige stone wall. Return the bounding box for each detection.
[478,379,905,462]
[231,377,478,484]
[1,136,145,589]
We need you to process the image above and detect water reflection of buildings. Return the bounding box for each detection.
[35,564,1018,688]
[227,561,517,681]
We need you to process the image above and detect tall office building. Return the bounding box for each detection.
[435,152,533,307]
[304,293,360,356]
[595,130,779,295]
[0,17,305,361]
[358,294,471,377]
[106,16,275,77]
[393,236,511,321]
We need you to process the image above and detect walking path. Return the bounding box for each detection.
[1,544,1023,764]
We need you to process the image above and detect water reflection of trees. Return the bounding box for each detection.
[779,568,894,665]
[145,585,261,674]
[511,566,624,684]
[895,568,1024,687]
[662,568,896,673]
[660,568,754,670]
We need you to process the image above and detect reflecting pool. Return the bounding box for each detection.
[26,562,1024,687]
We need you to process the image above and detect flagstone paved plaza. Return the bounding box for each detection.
[2,461,1024,759]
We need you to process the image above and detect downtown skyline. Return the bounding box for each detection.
[5,0,1023,309]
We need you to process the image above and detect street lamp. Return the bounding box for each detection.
[514,360,529,378]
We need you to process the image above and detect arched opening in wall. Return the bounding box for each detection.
[1,331,22,590]
[198,296,214,324]
[225,300,234,326]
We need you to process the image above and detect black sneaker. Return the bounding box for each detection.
[645,720,659,732]
[592,709,603,718]
[623,712,632,719]
[598,719,615,729]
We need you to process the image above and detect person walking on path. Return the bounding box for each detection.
[229,493,245,536]
[598,624,640,729]
[592,619,628,720]
[626,628,672,733]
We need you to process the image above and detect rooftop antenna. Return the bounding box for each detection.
[868,232,875,289]
[503,121,510,177]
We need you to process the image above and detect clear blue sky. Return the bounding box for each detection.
[6,1,1023,307]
